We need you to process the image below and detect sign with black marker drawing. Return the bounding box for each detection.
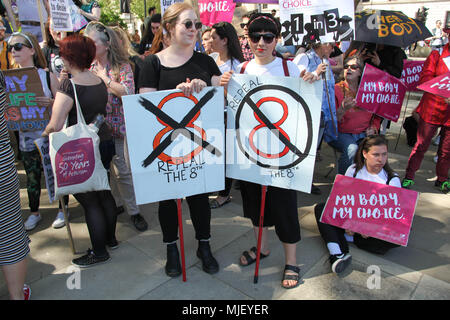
[279,0,355,45]
[226,74,322,193]
[35,137,56,203]
[3,67,48,131]
[49,0,73,31]
[122,87,225,204]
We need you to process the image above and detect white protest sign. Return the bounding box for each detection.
[279,0,355,45]
[35,137,56,203]
[49,0,73,32]
[160,0,184,15]
[123,87,225,204]
[226,74,322,193]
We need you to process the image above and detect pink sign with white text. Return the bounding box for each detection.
[400,60,424,91]
[417,72,450,99]
[198,0,236,26]
[356,64,407,122]
[320,175,418,246]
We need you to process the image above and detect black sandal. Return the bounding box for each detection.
[209,197,231,209]
[239,246,269,266]
[281,265,300,289]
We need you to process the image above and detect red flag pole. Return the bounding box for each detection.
[177,199,187,282]
[254,185,268,284]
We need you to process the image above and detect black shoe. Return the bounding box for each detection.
[197,241,219,274]
[165,243,182,277]
[311,184,321,195]
[108,239,119,250]
[131,213,148,232]
[72,249,110,268]
[116,206,125,215]
[329,253,352,274]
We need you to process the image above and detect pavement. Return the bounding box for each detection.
[1,91,449,301]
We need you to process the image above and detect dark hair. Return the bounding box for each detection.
[148,6,156,14]
[353,135,396,180]
[44,19,56,48]
[150,13,162,24]
[248,13,281,37]
[212,22,245,64]
[202,27,212,37]
[59,34,96,70]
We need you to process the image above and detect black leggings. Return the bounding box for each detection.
[74,190,118,257]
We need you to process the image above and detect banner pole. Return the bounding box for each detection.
[395,90,410,151]
[36,0,47,43]
[177,199,187,282]
[60,196,76,255]
[254,185,267,284]
[322,63,338,137]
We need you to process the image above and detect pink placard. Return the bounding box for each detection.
[320,175,418,246]
[198,0,236,27]
[400,60,424,91]
[55,138,95,187]
[417,72,450,98]
[355,64,407,122]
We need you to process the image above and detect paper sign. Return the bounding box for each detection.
[226,74,322,193]
[198,0,236,27]
[400,60,424,91]
[279,0,355,46]
[160,0,184,15]
[417,72,450,98]
[35,137,56,203]
[123,87,225,205]
[320,175,418,246]
[49,0,73,32]
[356,64,407,122]
[3,67,49,131]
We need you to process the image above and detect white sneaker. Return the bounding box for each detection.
[52,211,67,229]
[24,214,42,231]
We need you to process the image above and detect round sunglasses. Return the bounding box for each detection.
[8,42,32,52]
[179,20,203,30]
[249,32,276,44]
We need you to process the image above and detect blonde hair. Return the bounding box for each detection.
[9,32,47,69]
[85,21,130,79]
[110,26,138,57]
[162,2,196,38]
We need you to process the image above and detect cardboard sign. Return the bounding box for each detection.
[35,137,56,203]
[160,0,184,15]
[198,0,236,27]
[320,175,418,246]
[49,0,73,32]
[123,87,225,204]
[279,0,355,46]
[226,74,322,193]
[400,60,424,91]
[417,72,450,99]
[356,64,407,122]
[3,67,49,131]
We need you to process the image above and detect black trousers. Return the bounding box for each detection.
[314,203,399,255]
[218,177,233,197]
[158,193,211,243]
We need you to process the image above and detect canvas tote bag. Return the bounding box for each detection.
[49,79,110,198]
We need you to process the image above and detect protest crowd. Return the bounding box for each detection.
[0,0,448,300]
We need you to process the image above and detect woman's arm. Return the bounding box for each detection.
[139,87,157,94]
[79,4,101,21]
[42,92,73,136]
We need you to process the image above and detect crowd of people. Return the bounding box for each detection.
[0,2,448,300]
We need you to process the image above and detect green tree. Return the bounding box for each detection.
[98,0,127,27]
[131,0,161,21]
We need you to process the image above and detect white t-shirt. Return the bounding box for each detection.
[236,57,300,77]
[216,57,241,74]
[293,53,308,74]
[345,164,401,188]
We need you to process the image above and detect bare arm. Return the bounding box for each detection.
[42,92,73,136]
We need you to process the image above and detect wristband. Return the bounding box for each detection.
[107,79,112,87]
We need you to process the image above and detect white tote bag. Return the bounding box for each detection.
[49,79,110,198]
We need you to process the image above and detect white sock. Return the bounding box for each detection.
[345,234,354,242]
[327,242,342,256]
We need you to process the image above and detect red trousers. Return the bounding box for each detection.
[405,116,450,182]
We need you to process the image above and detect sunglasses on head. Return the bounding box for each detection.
[240,23,248,29]
[249,32,276,44]
[180,20,203,30]
[344,64,359,70]
[8,42,32,52]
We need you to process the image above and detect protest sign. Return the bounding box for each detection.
[279,0,355,46]
[226,74,322,193]
[400,60,424,91]
[160,0,184,15]
[198,0,236,26]
[3,67,49,131]
[356,64,407,122]
[320,175,418,246]
[123,87,225,204]
[35,137,56,203]
[49,0,73,32]
[417,72,450,99]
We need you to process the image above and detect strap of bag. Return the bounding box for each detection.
[69,79,87,127]
[282,59,290,76]
[240,61,250,74]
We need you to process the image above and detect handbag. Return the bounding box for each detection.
[49,79,110,198]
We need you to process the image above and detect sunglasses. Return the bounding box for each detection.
[240,23,248,29]
[8,42,32,52]
[249,33,276,44]
[179,20,203,30]
[344,64,360,70]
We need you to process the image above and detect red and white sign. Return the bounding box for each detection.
[356,64,407,122]
[400,60,424,91]
[320,175,418,246]
[417,72,450,99]
[198,0,236,27]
